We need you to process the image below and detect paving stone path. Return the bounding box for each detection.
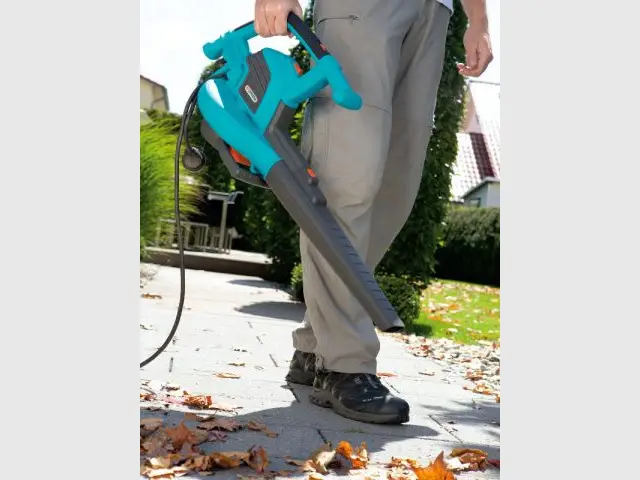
[139,265,500,479]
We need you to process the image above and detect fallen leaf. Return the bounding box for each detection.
[182,394,213,409]
[142,293,163,299]
[411,452,456,480]
[215,372,241,379]
[308,474,325,480]
[246,420,278,437]
[309,443,337,474]
[486,459,500,468]
[184,412,215,422]
[164,422,207,450]
[495,395,500,403]
[210,451,249,469]
[141,418,165,431]
[463,384,495,396]
[445,448,490,473]
[228,362,246,367]
[165,384,181,391]
[419,371,436,376]
[377,372,397,377]
[335,441,369,469]
[141,429,173,457]
[140,323,153,330]
[247,445,269,472]
[198,418,241,432]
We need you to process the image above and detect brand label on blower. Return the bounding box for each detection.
[244,85,259,103]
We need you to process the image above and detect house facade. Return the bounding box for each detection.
[450,80,500,207]
[140,75,169,124]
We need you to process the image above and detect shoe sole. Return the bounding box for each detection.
[285,369,315,386]
[309,389,410,425]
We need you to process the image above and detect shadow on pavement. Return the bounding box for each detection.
[140,397,500,478]
[235,301,306,322]
[228,278,284,291]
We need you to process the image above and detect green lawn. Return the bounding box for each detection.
[409,280,500,345]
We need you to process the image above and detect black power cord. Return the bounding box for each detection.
[140,76,222,369]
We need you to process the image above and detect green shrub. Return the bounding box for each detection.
[435,206,500,286]
[288,264,421,328]
[375,274,421,329]
[290,263,305,302]
[140,122,199,257]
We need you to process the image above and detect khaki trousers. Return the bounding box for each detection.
[292,0,451,374]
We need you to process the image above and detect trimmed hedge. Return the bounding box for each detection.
[289,264,421,328]
[435,206,500,286]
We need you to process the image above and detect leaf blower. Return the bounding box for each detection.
[140,14,404,369]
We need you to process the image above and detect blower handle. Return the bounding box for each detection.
[203,14,362,111]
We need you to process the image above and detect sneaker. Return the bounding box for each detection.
[285,350,316,386]
[310,370,410,424]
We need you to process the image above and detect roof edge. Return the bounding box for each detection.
[462,176,500,198]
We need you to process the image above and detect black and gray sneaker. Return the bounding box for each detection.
[285,350,317,386]
[310,370,410,424]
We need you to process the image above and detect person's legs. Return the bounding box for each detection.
[367,0,451,266]
[288,0,450,424]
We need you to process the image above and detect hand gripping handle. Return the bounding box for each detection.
[202,14,362,110]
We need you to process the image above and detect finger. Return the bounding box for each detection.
[266,14,278,36]
[293,4,303,18]
[274,11,288,36]
[465,45,479,71]
[465,49,492,77]
[254,3,269,36]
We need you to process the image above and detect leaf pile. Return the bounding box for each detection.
[140,416,271,479]
[140,380,242,412]
[141,415,498,480]
[390,335,500,400]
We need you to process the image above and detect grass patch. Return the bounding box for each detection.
[408,279,500,345]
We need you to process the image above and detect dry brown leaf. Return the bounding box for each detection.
[141,418,165,431]
[184,412,215,422]
[210,451,249,469]
[284,457,316,472]
[335,441,369,469]
[164,422,207,450]
[463,384,495,396]
[228,362,246,367]
[247,445,270,472]
[198,418,241,432]
[246,420,279,438]
[377,372,397,377]
[183,394,213,408]
[215,372,241,379]
[142,429,173,457]
[495,395,500,403]
[411,452,456,480]
[309,443,337,474]
[308,474,325,480]
[142,293,163,299]
[448,448,489,472]
[419,371,435,376]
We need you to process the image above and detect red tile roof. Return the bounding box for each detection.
[450,81,501,201]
